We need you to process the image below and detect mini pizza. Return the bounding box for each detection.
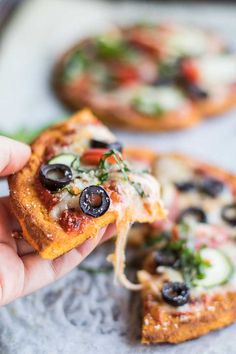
[137,153,236,343]
[8,109,165,289]
[52,26,201,131]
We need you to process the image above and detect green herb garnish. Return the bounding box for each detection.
[0,119,61,144]
[145,226,210,288]
[167,240,210,287]
[144,231,171,248]
[97,149,148,198]
[131,95,165,116]
[63,49,89,82]
[96,36,128,59]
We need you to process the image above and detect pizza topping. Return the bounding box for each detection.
[81,148,109,166]
[79,185,110,218]
[155,249,177,267]
[221,203,236,226]
[161,282,190,307]
[196,54,236,88]
[95,36,128,60]
[175,181,195,192]
[48,153,77,167]
[180,58,200,84]
[63,49,89,82]
[145,227,211,288]
[182,82,209,100]
[195,248,233,288]
[199,177,224,198]
[39,164,73,192]
[90,139,123,153]
[177,207,207,224]
[131,86,187,116]
[175,177,224,198]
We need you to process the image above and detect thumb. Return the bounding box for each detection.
[0,136,31,177]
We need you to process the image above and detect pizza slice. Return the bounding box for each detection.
[8,109,165,289]
[137,153,236,343]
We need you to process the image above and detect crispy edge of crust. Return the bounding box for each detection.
[8,109,119,260]
[52,43,201,132]
[141,292,236,344]
[197,89,236,117]
[140,152,236,344]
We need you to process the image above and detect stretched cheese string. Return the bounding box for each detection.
[107,213,142,291]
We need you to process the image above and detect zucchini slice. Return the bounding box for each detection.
[196,248,234,288]
[48,153,77,167]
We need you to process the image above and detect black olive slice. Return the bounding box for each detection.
[175,181,195,192]
[221,203,236,226]
[155,249,177,267]
[79,185,110,218]
[90,139,123,153]
[161,282,190,307]
[39,164,73,192]
[177,207,207,224]
[198,177,224,198]
[185,82,209,100]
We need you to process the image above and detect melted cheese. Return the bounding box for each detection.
[197,54,236,88]
[167,27,209,57]
[107,174,165,290]
[62,123,116,155]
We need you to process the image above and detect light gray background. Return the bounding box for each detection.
[0,1,236,353]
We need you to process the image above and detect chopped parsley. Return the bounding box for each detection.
[97,149,148,198]
[167,239,210,287]
[95,36,128,59]
[145,225,210,288]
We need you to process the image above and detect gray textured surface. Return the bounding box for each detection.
[0,1,236,353]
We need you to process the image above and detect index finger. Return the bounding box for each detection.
[0,137,31,177]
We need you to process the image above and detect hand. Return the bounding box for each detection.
[0,137,115,306]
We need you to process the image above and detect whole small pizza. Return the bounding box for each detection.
[53,22,236,131]
[137,153,236,343]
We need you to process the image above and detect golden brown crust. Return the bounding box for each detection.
[141,292,236,344]
[140,152,236,343]
[8,109,120,259]
[197,89,236,117]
